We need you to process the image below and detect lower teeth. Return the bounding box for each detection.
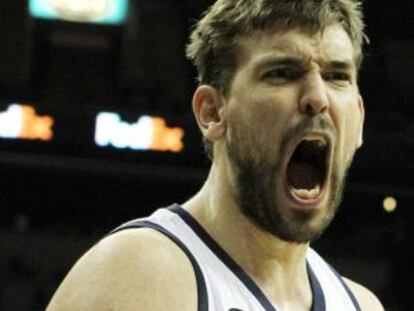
[291,185,321,199]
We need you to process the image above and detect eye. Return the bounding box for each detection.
[262,67,302,82]
[323,72,352,85]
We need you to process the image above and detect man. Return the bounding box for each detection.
[47,0,384,310]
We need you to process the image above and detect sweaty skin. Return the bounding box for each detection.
[47,25,384,311]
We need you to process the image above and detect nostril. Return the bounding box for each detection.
[303,101,328,116]
[305,104,314,116]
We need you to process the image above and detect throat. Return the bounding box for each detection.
[285,139,328,200]
[286,160,323,200]
[287,161,320,190]
[247,255,313,311]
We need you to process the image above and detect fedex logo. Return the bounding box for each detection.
[0,104,54,141]
[94,112,184,152]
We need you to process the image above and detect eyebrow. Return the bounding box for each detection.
[254,56,308,72]
[326,60,354,71]
[254,56,355,72]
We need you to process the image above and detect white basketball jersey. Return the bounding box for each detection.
[111,204,361,311]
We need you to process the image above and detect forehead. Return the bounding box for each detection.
[237,25,356,70]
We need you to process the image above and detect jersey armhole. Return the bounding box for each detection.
[109,220,209,311]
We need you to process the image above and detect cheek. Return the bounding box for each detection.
[226,109,269,162]
[237,101,289,154]
[334,101,362,162]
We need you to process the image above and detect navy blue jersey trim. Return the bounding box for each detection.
[169,204,326,311]
[307,262,326,311]
[110,219,209,311]
[328,265,362,311]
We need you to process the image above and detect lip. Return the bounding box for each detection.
[281,131,334,210]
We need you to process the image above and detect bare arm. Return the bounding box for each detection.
[344,278,384,311]
[46,229,197,311]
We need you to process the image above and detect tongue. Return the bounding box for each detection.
[287,161,319,190]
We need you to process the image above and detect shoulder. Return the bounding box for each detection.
[344,277,384,311]
[47,228,198,311]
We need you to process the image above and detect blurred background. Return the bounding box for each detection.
[0,0,412,310]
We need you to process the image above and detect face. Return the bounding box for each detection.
[223,25,364,243]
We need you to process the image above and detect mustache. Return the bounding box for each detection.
[287,115,336,139]
[281,115,336,152]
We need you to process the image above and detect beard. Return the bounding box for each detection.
[226,116,353,243]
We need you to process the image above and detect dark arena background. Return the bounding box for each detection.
[0,0,412,310]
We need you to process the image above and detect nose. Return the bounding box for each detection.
[299,72,329,117]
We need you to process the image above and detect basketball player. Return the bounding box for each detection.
[47,0,384,310]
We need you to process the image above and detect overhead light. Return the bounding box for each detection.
[29,0,129,25]
[383,196,397,213]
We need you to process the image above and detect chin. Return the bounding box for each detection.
[268,209,335,243]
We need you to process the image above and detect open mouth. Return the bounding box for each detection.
[285,137,330,203]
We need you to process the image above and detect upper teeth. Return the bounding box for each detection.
[303,138,327,148]
[303,138,328,148]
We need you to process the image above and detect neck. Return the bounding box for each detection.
[182,162,312,306]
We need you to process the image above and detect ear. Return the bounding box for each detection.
[356,95,365,148]
[192,85,227,141]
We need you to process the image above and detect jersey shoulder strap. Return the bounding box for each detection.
[108,210,209,311]
[307,248,361,311]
